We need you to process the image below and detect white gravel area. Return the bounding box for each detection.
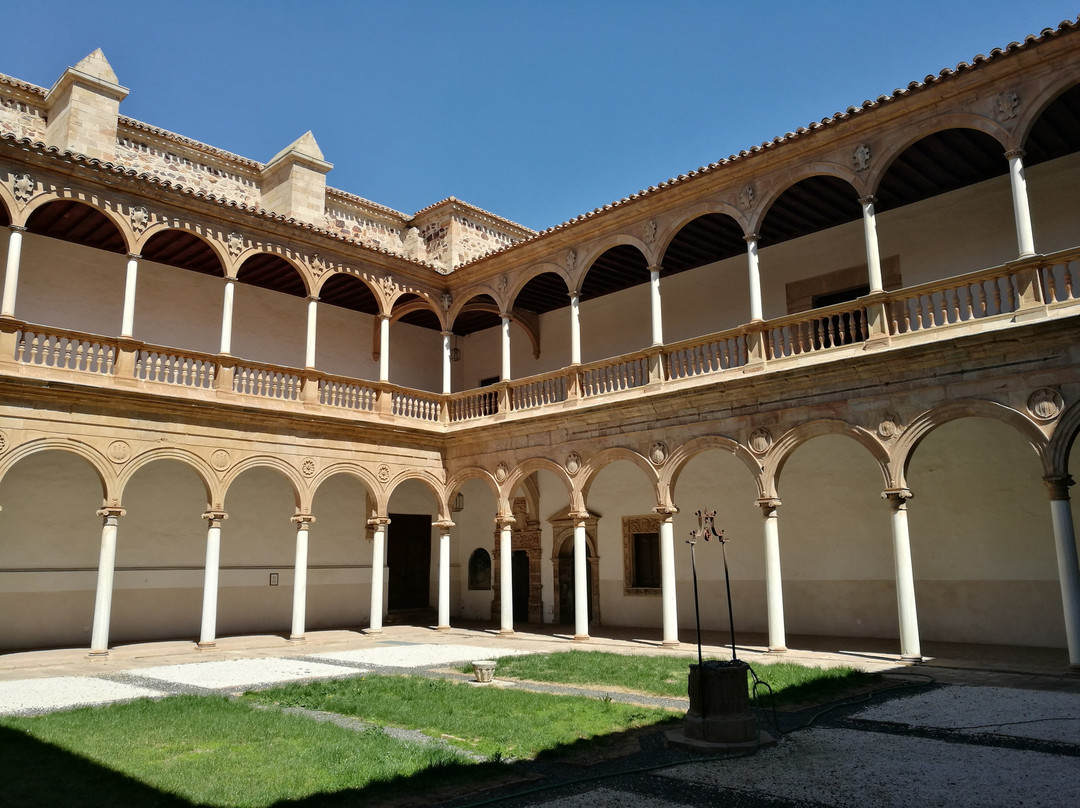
[131,658,361,690]
[854,686,1080,744]
[660,726,1080,807]
[312,644,531,668]
[0,676,164,715]
[533,787,695,807]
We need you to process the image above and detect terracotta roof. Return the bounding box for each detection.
[451,16,1080,270]
[326,186,409,221]
[0,72,47,96]
[411,196,535,236]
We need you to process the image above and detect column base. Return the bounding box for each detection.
[87,649,109,658]
[572,634,591,642]
[900,654,923,664]
[661,640,681,649]
[436,624,452,632]
[197,641,217,650]
[364,628,383,636]
[287,635,306,643]
[767,646,788,654]
[498,629,515,636]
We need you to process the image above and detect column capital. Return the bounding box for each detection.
[440,330,454,338]
[567,510,590,524]
[568,289,580,300]
[367,516,391,527]
[653,505,678,517]
[756,497,782,514]
[433,519,455,530]
[1044,474,1075,502]
[744,233,759,244]
[858,195,877,207]
[9,224,27,233]
[97,506,126,519]
[202,510,228,522]
[882,488,914,510]
[648,265,663,274]
[224,274,237,283]
[306,295,320,303]
[127,252,142,261]
[1004,148,1026,160]
[291,513,316,525]
[495,515,516,529]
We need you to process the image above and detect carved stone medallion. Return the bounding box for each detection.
[565,249,577,272]
[494,462,508,483]
[12,173,33,204]
[0,431,8,454]
[994,91,1020,121]
[643,220,657,244]
[227,232,244,258]
[107,440,132,464]
[130,206,150,235]
[852,144,872,172]
[1027,388,1063,421]
[301,458,317,478]
[565,452,581,476]
[738,184,755,212]
[877,411,901,439]
[211,449,231,471]
[649,442,668,465]
[377,464,391,483]
[748,428,772,454]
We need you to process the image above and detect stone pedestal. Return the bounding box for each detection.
[667,660,774,753]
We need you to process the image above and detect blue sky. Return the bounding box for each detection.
[4,1,1077,230]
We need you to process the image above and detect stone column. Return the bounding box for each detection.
[1006,149,1036,258]
[1,225,26,318]
[290,514,315,641]
[569,291,581,365]
[859,196,884,293]
[378,315,390,382]
[368,517,390,633]
[441,332,453,394]
[883,489,922,662]
[497,516,515,634]
[120,254,140,338]
[199,511,226,648]
[569,512,590,641]
[648,266,664,346]
[656,506,679,647]
[90,506,125,656]
[1044,475,1080,668]
[219,278,236,355]
[745,234,762,322]
[435,519,454,630]
[500,316,511,381]
[304,297,318,368]
[757,498,787,652]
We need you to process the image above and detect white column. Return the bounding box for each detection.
[304,298,318,368]
[648,266,663,346]
[89,507,124,655]
[120,254,140,338]
[2,225,26,318]
[657,509,679,647]
[368,518,388,632]
[1045,475,1080,667]
[219,279,236,355]
[498,518,514,634]
[758,498,787,652]
[569,292,581,365]
[500,316,511,381]
[884,490,922,662]
[1006,149,1036,258]
[572,515,589,640]
[441,332,452,395]
[436,520,453,630]
[859,196,884,293]
[746,234,762,321]
[199,511,226,648]
[378,315,390,382]
[290,515,313,641]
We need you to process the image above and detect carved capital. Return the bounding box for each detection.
[653,504,678,518]
[495,515,516,529]
[744,233,759,244]
[882,489,914,510]
[1044,474,1075,502]
[291,513,316,525]
[1004,147,1026,160]
[756,497,782,515]
[366,517,391,528]
[858,195,877,207]
[567,510,590,525]
[433,519,455,531]
[97,506,126,520]
[202,510,228,523]
[9,224,27,233]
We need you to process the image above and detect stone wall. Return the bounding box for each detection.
[0,91,47,142]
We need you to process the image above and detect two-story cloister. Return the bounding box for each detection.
[2,21,1079,668]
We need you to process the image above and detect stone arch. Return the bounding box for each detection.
[117,448,217,509]
[0,438,113,503]
[503,458,574,513]
[138,223,229,274]
[446,467,500,512]
[313,269,380,308]
[767,420,892,495]
[1049,400,1080,477]
[893,399,1051,487]
[751,164,861,237]
[755,170,863,248]
[576,237,652,291]
[236,251,310,297]
[657,205,748,264]
[508,262,573,302]
[385,469,448,520]
[221,455,304,511]
[1016,75,1080,152]
[310,462,380,505]
[0,181,17,224]
[23,195,130,254]
[663,435,765,501]
[578,447,661,508]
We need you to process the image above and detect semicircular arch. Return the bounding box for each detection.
[767,420,891,494]
[0,437,112,501]
[117,448,216,506]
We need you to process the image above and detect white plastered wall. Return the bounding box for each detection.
[308,473,373,630]
[452,478,498,620]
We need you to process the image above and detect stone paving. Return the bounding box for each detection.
[1,624,1079,806]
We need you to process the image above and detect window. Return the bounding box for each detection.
[622,515,663,594]
[468,548,491,590]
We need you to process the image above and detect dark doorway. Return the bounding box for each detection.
[387,513,431,611]
[512,550,530,623]
[557,543,593,625]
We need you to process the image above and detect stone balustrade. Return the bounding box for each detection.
[2,249,1078,433]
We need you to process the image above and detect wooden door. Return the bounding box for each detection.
[387,514,431,610]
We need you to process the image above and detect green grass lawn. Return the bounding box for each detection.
[478,650,881,707]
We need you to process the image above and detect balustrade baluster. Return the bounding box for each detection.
[1044,267,1058,303]
[1065,262,1077,299]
